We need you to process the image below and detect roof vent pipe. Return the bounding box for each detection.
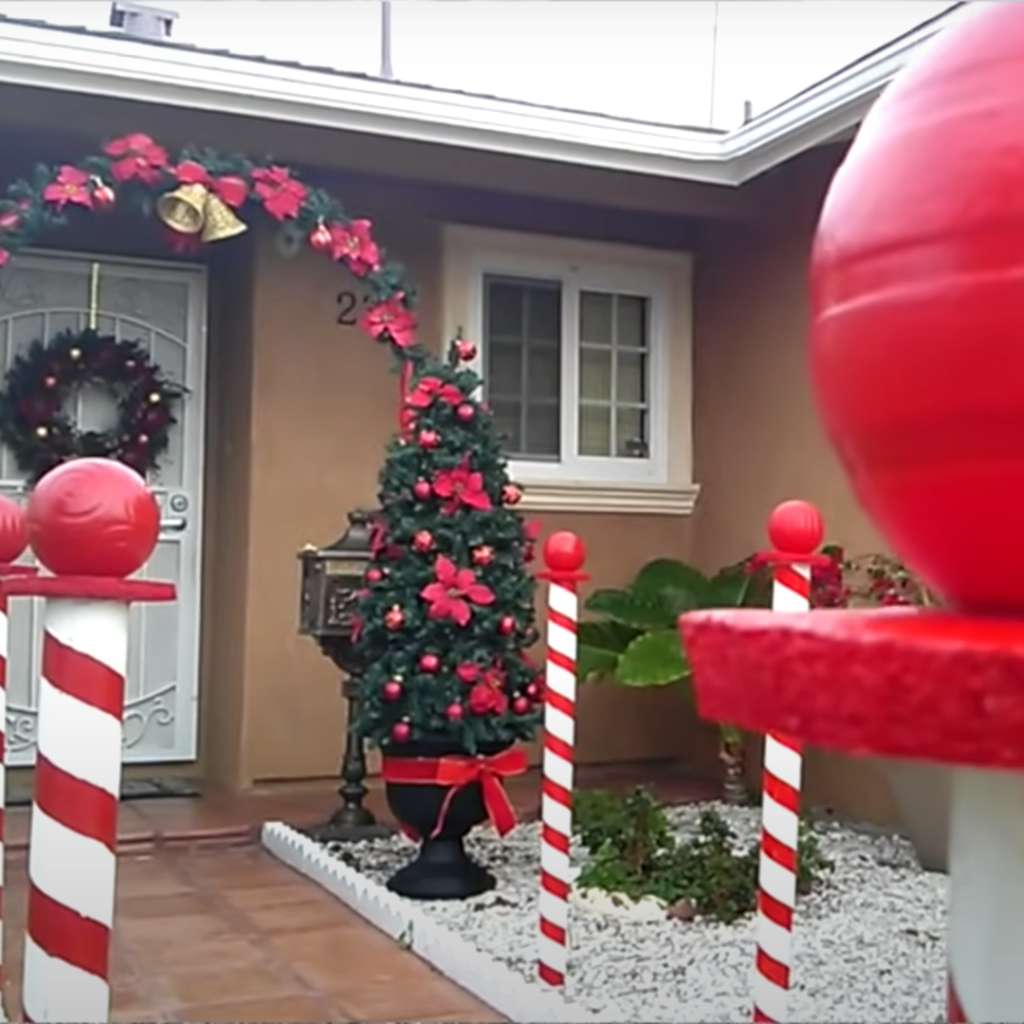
[108,1,179,40]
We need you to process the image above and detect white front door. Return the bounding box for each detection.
[0,251,207,765]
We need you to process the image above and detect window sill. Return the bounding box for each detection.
[517,481,701,516]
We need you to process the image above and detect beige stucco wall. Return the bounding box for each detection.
[691,145,900,825]
[0,87,903,824]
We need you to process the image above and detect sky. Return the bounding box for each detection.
[0,0,961,128]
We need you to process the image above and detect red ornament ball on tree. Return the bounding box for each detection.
[382,680,403,701]
[456,403,475,422]
[502,483,522,505]
[526,681,541,701]
[366,567,383,583]
[809,1,1024,612]
[391,721,411,743]
[419,652,440,673]
[472,545,494,566]
[512,696,530,715]
[417,428,439,449]
[384,605,404,630]
[0,495,27,564]
[412,479,433,501]
[454,338,477,361]
[445,702,464,721]
[27,458,159,577]
[767,500,824,556]
[498,615,516,636]
[412,530,434,553]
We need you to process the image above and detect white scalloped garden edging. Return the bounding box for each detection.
[261,821,607,1023]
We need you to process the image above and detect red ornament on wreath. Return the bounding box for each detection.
[454,338,477,361]
[384,605,405,630]
[502,483,522,506]
[391,721,411,743]
[498,615,516,636]
[412,530,434,553]
[445,702,464,721]
[512,696,530,715]
[382,680,403,702]
[412,479,433,502]
[456,403,475,423]
[417,428,439,449]
[419,652,440,673]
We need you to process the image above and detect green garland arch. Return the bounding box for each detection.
[0,131,433,480]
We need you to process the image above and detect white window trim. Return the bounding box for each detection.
[443,225,699,516]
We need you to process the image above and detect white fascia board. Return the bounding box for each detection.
[0,6,961,188]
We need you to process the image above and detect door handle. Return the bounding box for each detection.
[160,517,188,533]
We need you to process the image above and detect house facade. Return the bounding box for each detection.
[0,7,961,826]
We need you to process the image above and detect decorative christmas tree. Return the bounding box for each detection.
[353,337,544,752]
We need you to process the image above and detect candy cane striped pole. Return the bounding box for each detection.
[537,530,587,990]
[0,496,31,1024]
[1,459,175,1023]
[753,500,824,1024]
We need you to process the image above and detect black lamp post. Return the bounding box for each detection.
[297,509,392,841]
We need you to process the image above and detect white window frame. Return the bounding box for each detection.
[466,249,671,488]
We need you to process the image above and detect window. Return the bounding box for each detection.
[444,227,696,513]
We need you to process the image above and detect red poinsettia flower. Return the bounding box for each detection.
[468,667,509,715]
[359,296,417,349]
[456,662,481,685]
[42,166,93,210]
[174,160,248,208]
[420,555,494,626]
[329,219,381,276]
[251,165,307,220]
[104,133,168,184]
[432,457,492,514]
[406,376,463,409]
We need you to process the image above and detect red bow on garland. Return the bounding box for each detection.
[381,746,528,841]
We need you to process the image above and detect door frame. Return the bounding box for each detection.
[1,247,210,763]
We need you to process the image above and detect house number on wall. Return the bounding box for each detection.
[336,290,372,327]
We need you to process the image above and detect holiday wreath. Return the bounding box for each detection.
[0,328,184,483]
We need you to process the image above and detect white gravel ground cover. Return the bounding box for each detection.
[323,802,946,1023]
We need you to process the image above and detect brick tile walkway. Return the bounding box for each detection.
[1,762,715,1022]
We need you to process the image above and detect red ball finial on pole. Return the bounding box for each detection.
[767,500,824,556]
[542,531,586,576]
[0,495,27,565]
[25,459,160,578]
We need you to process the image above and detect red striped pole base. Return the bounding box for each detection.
[22,599,128,1023]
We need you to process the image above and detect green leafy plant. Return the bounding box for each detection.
[577,558,770,687]
[572,787,831,924]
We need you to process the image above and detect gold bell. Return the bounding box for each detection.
[156,183,247,244]
[200,193,247,243]
[156,183,207,235]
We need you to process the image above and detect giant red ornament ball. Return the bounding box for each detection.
[767,500,824,556]
[0,495,27,564]
[809,1,1024,613]
[27,457,159,577]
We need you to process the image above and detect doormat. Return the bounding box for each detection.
[6,777,200,807]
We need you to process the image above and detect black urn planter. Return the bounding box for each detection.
[383,740,507,900]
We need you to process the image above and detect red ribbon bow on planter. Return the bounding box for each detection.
[381,747,528,840]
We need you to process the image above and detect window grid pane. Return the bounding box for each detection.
[483,275,561,460]
[577,290,650,459]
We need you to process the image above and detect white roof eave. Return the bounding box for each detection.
[0,7,959,188]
